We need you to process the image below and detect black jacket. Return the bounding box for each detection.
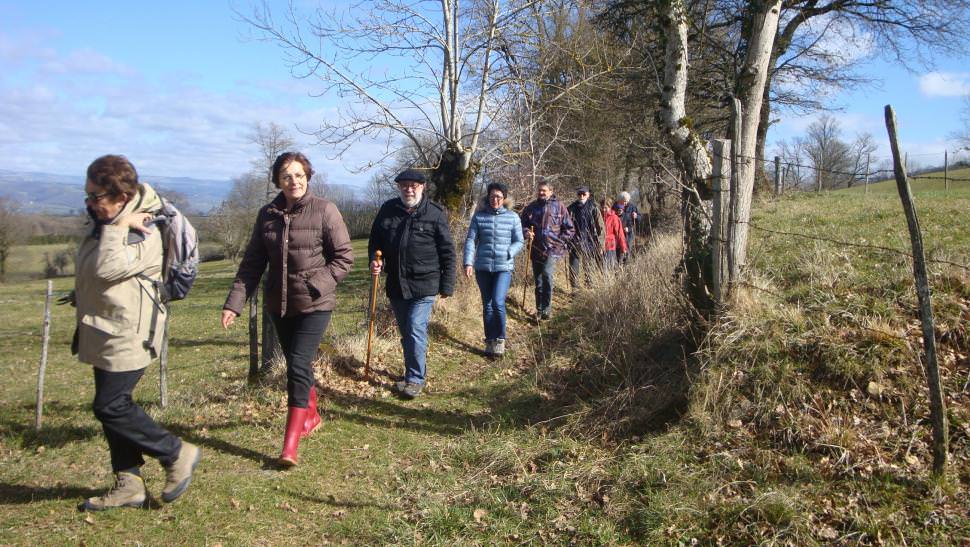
[368,196,456,300]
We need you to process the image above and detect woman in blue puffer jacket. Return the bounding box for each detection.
[463,182,524,357]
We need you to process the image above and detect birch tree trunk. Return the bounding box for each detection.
[731,0,783,276]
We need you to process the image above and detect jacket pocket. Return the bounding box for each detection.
[306,269,336,300]
[80,314,126,336]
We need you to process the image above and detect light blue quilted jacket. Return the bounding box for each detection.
[463,206,524,272]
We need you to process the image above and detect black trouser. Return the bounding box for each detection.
[271,311,332,408]
[568,246,598,289]
[93,368,182,473]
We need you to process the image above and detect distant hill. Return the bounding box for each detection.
[0,169,363,215]
[0,169,232,214]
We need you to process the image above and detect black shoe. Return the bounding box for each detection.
[538,311,551,321]
[398,382,424,399]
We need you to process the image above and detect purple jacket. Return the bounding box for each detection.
[520,196,575,260]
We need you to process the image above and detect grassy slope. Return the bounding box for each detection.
[1,186,968,544]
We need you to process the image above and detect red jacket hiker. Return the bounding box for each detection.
[603,208,627,253]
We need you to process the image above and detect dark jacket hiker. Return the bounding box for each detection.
[368,195,457,300]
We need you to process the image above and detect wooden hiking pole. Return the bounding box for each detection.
[521,227,534,309]
[365,250,382,379]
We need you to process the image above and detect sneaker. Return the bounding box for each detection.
[493,339,506,356]
[161,441,202,503]
[81,471,147,511]
[399,382,424,400]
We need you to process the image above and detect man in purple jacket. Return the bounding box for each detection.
[520,180,575,320]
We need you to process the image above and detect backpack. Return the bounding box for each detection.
[152,196,199,302]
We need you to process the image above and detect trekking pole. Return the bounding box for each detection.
[520,227,534,309]
[365,250,382,380]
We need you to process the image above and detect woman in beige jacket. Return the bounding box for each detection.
[75,155,200,511]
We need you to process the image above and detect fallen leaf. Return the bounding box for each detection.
[473,508,488,523]
[229,497,240,509]
[84,515,95,525]
[818,526,838,540]
[727,419,743,429]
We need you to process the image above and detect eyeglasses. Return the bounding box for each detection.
[84,191,110,203]
[280,173,307,183]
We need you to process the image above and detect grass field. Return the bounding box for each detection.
[1,185,968,544]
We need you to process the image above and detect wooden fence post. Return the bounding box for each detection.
[885,104,949,477]
[159,305,169,407]
[727,98,743,286]
[773,156,781,196]
[35,280,53,432]
[944,150,949,192]
[710,139,731,303]
[248,288,259,383]
[864,153,870,195]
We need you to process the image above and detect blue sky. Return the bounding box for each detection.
[0,1,967,189]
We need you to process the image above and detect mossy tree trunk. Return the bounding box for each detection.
[432,146,480,213]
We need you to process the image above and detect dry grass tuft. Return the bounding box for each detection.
[525,233,694,439]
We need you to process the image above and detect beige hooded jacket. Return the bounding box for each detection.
[75,183,166,372]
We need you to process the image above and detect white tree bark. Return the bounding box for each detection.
[732,0,783,274]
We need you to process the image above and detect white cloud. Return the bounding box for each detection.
[918,72,970,98]
[0,40,379,188]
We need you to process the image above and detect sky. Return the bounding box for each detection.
[0,1,968,190]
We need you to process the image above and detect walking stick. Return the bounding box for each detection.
[365,250,382,380]
[520,227,534,309]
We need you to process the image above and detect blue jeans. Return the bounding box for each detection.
[389,296,436,385]
[532,257,558,316]
[475,270,512,341]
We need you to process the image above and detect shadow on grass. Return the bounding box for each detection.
[318,386,490,436]
[286,490,395,511]
[0,482,101,505]
[2,404,100,448]
[167,423,278,468]
[168,337,246,348]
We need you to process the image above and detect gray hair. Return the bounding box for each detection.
[617,191,631,202]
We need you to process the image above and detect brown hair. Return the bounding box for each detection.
[599,197,613,209]
[271,151,314,188]
[86,155,139,199]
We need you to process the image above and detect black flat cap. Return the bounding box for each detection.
[576,185,590,193]
[394,169,427,184]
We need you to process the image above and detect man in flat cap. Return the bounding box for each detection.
[566,185,603,293]
[368,169,456,399]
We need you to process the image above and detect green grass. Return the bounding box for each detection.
[843,166,970,194]
[1,187,969,545]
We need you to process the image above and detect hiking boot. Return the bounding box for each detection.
[483,339,495,356]
[538,311,551,321]
[399,382,424,400]
[82,471,147,511]
[493,339,506,356]
[161,441,202,503]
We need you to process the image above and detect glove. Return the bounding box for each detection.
[56,290,76,307]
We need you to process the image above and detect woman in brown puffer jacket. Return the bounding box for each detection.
[221,151,353,467]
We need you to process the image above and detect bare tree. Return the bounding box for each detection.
[657,0,782,313]
[239,0,528,210]
[0,197,25,282]
[208,172,264,263]
[249,122,295,200]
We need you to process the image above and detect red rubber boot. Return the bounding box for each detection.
[278,407,307,467]
[302,387,321,438]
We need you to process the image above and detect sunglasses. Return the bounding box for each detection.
[84,191,111,203]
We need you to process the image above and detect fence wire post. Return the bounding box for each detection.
[35,280,53,432]
[885,104,948,477]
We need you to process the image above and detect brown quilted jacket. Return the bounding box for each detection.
[224,190,353,317]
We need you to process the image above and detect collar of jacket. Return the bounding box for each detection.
[87,183,161,237]
[393,195,427,215]
[267,188,314,216]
